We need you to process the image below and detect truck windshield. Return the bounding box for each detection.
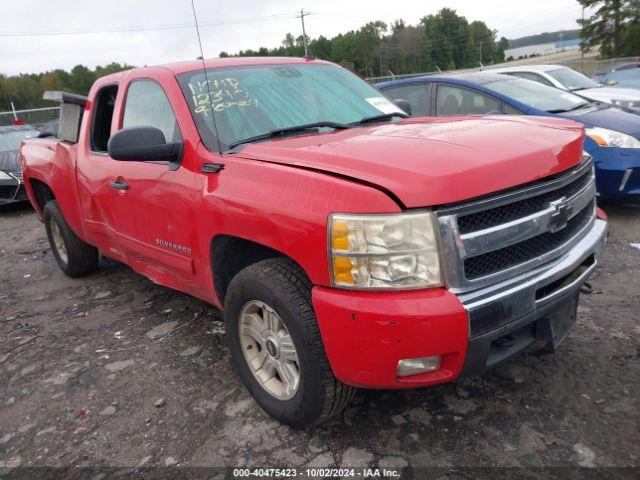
[177,63,404,151]
[487,77,590,113]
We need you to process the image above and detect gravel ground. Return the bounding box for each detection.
[0,202,639,478]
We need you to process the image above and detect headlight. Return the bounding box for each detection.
[329,211,443,289]
[586,127,640,149]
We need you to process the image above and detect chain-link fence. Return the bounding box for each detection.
[556,56,639,76]
[0,107,60,128]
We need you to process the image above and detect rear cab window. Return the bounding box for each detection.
[90,85,118,153]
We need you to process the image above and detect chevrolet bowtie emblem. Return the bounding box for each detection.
[549,197,570,232]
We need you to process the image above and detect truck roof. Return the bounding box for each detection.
[98,56,330,83]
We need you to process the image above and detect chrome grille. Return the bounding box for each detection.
[457,168,593,234]
[463,199,595,279]
[437,158,597,293]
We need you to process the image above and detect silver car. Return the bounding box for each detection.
[0,125,40,205]
[490,64,640,112]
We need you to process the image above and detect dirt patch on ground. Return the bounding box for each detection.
[1,202,639,474]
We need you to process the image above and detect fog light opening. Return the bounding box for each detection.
[619,168,633,192]
[396,356,441,377]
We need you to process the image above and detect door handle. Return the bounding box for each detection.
[109,179,129,191]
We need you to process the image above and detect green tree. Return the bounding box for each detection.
[0,63,132,111]
[309,35,332,59]
[496,37,509,63]
[68,65,95,94]
[579,0,640,57]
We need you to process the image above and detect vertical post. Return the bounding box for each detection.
[11,101,18,121]
[581,6,585,73]
[298,9,310,56]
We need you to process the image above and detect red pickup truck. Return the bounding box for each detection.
[20,57,607,428]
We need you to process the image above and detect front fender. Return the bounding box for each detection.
[196,153,402,303]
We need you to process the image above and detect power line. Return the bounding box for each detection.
[0,13,298,37]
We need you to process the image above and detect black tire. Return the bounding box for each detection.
[44,200,99,277]
[224,257,356,428]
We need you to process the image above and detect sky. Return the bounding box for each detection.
[0,0,590,75]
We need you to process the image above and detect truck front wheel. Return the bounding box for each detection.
[44,200,99,278]
[224,258,355,428]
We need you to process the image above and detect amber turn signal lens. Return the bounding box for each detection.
[332,257,354,284]
[332,220,350,251]
[588,134,608,147]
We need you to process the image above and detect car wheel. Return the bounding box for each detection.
[44,200,99,277]
[224,257,355,428]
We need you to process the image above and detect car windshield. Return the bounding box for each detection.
[0,129,39,151]
[546,68,598,91]
[487,77,590,113]
[178,63,404,151]
[605,69,640,87]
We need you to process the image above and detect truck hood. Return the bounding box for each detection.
[234,116,585,208]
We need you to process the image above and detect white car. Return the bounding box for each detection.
[490,64,640,112]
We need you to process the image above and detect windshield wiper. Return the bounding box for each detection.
[547,103,591,113]
[226,121,350,150]
[353,112,409,126]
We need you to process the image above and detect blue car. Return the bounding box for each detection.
[378,72,640,200]
[601,67,640,90]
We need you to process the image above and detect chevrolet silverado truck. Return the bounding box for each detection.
[20,57,607,428]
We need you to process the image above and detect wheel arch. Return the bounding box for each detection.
[29,178,56,215]
[210,234,311,305]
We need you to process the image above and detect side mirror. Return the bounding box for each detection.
[107,126,183,164]
[393,99,412,116]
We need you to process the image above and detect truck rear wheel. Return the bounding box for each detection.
[224,257,355,428]
[44,200,99,277]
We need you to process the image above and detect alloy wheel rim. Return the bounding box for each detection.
[50,221,68,265]
[238,300,300,400]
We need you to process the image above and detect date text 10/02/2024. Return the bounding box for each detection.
[232,468,402,478]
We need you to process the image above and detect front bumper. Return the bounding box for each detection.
[459,218,606,376]
[313,218,607,389]
[0,171,27,205]
[590,146,640,199]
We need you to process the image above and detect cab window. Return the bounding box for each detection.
[91,85,118,153]
[436,85,500,115]
[383,84,429,116]
[122,80,182,143]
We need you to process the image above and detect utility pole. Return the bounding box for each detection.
[478,42,482,65]
[297,9,311,56]
[581,6,585,73]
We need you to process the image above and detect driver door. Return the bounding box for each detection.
[108,77,199,291]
